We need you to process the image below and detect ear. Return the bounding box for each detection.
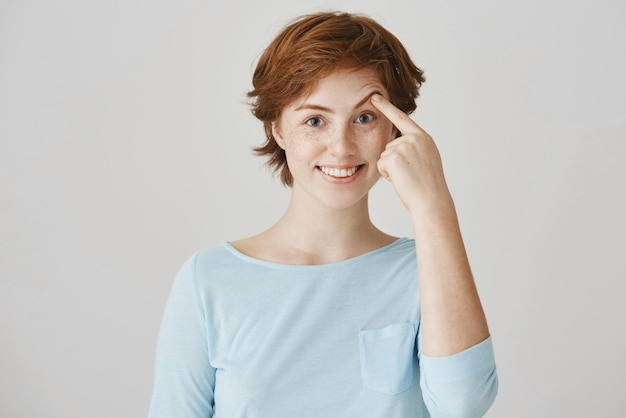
[272,121,285,149]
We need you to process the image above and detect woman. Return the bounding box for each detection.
[149,11,498,417]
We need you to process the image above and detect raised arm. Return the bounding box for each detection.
[372,93,489,357]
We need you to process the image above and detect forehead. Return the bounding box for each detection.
[290,67,387,109]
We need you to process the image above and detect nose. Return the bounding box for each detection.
[327,124,357,157]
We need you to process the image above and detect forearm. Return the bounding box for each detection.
[412,193,489,357]
[371,93,491,356]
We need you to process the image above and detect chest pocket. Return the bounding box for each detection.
[359,322,417,395]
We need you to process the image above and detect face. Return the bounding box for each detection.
[272,67,396,211]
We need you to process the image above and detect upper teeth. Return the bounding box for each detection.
[320,166,358,178]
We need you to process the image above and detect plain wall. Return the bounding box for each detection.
[1,0,625,416]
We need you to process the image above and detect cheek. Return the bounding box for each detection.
[285,122,331,145]
[363,124,393,151]
[281,128,321,161]
[382,119,396,138]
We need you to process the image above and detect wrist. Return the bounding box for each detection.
[408,189,456,223]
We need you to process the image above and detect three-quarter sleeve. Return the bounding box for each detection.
[418,336,498,418]
[148,255,216,418]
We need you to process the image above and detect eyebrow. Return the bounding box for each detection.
[294,91,382,113]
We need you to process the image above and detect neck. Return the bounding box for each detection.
[262,189,395,264]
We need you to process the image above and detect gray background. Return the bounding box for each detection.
[1,0,624,416]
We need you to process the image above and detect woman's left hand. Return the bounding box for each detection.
[371,94,451,214]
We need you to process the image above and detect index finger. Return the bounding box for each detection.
[371,94,423,135]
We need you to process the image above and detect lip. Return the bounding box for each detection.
[316,164,365,184]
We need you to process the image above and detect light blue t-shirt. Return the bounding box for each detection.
[149,238,497,417]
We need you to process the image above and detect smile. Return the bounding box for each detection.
[318,165,362,178]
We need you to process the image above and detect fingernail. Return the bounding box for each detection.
[371,93,382,102]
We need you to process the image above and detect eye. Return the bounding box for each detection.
[355,113,374,124]
[306,117,323,127]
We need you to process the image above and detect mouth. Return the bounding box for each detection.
[318,165,364,178]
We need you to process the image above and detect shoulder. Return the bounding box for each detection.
[193,242,248,272]
[347,238,416,275]
[169,243,245,289]
[378,237,416,260]
[190,242,271,291]
[353,237,417,281]
[228,235,267,260]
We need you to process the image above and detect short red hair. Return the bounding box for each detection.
[248,11,425,186]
